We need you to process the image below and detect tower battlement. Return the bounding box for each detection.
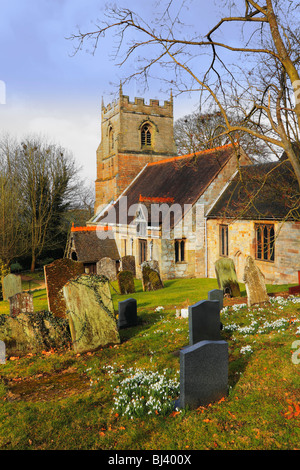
[101,86,173,119]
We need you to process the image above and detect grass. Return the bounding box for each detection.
[0,276,299,450]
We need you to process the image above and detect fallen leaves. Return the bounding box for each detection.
[283,399,300,419]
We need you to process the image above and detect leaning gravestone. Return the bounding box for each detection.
[243,256,269,307]
[117,270,135,295]
[215,258,241,297]
[178,340,228,409]
[62,274,120,354]
[141,261,164,292]
[118,298,137,329]
[97,257,117,281]
[9,292,34,317]
[188,300,222,345]
[44,258,84,318]
[121,255,136,277]
[2,274,22,301]
[0,311,70,357]
[208,289,224,311]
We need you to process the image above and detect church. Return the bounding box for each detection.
[66,87,300,285]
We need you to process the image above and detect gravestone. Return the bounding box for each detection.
[44,258,84,318]
[117,270,135,294]
[9,292,34,317]
[97,257,117,281]
[178,340,228,409]
[208,289,224,311]
[62,274,120,354]
[0,340,5,364]
[0,311,70,357]
[2,274,22,301]
[121,255,136,277]
[243,256,269,307]
[141,261,164,292]
[215,258,241,297]
[118,298,137,329]
[188,300,222,345]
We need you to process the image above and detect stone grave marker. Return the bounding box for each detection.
[2,274,22,301]
[288,271,300,295]
[141,261,164,292]
[117,270,135,295]
[177,340,228,409]
[62,274,120,354]
[188,300,222,345]
[121,255,136,277]
[208,289,224,311]
[97,257,117,281]
[215,258,241,297]
[243,256,269,307]
[0,340,5,364]
[9,292,34,317]
[44,258,84,318]
[118,298,137,329]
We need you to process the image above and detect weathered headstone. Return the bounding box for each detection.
[208,289,224,311]
[0,340,5,364]
[62,274,120,354]
[2,274,22,301]
[117,270,135,294]
[243,256,269,307]
[188,300,222,345]
[118,298,137,329]
[121,255,136,277]
[178,340,228,409]
[9,292,34,317]
[44,258,84,318]
[141,261,164,292]
[0,311,70,357]
[97,257,117,281]
[215,258,241,297]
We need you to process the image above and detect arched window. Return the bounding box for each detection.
[108,126,114,152]
[141,124,152,147]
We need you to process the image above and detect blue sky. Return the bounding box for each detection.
[0,0,235,185]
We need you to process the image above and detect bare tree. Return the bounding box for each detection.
[68,0,300,191]
[0,134,29,270]
[17,136,78,271]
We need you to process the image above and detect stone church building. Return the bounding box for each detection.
[68,87,300,285]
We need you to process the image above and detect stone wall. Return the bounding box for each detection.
[206,219,300,284]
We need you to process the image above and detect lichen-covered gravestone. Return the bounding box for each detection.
[62,274,120,354]
[9,292,34,317]
[117,270,135,295]
[141,261,164,292]
[2,274,22,301]
[214,258,241,297]
[44,258,84,318]
[0,311,70,357]
[243,256,269,307]
[97,257,117,281]
[121,255,136,277]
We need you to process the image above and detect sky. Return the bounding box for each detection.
[0,0,236,187]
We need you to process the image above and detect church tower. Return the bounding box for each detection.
[94,85,177,212]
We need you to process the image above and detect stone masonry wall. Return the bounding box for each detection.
[206,219,300,285]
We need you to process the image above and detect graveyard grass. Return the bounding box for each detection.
[0,276,299,450]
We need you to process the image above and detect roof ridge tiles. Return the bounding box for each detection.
[147,142,236,167]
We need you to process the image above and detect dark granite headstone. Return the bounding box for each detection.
[178,340,228,409]
[188,300,222,345]
[118,298,137,329]
[208,289,224,310]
